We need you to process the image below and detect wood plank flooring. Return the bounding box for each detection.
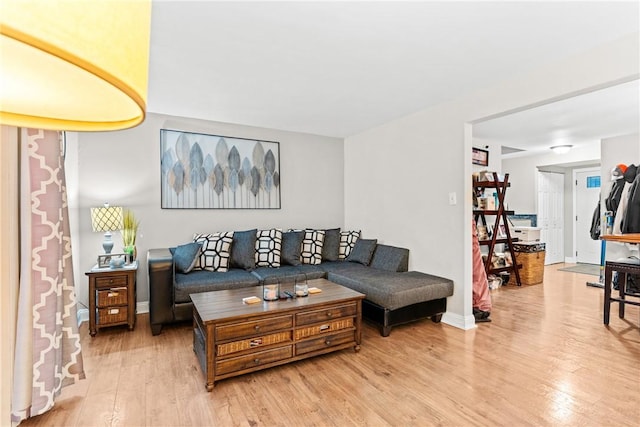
[20,263,640,426]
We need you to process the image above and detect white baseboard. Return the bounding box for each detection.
[77,308,89,325]
[76,301,149,326]
[442,312,477,330]
[137,301,149,314]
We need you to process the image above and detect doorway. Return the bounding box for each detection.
[537,171,564,264]
[574,167,602,264]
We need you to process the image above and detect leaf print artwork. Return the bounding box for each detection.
[160,130,280,209]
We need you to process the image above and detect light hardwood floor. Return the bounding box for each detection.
[20,264,640,426]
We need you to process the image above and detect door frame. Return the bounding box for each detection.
[571,166,600,264]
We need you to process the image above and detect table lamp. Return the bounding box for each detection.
[91,203,123,254]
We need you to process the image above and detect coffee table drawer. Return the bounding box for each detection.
[296,330,355,355]
[216,315,293,341]
[296,303,357,326]
[216,346,292,376]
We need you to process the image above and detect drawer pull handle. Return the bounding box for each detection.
[254,325,261,331]
[326,312,333,318]
[108,308,119,315]
[319,324,330,332]
[325,339,332,346]
[253,358,260,364]
[109,279,114,284]
[107,292,119,297]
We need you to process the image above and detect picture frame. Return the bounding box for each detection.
[97,253,126,268]
[472,147,489,166]
[160,129,281,209]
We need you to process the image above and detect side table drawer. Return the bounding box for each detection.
[216,346,292,376]
[98,307,128,325]
[296,330,355,355]
[95,276,128,288]
[216,315,293,341]
[296,303,357,326]
[97,287,128,307]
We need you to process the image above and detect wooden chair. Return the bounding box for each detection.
[603,259,640,325]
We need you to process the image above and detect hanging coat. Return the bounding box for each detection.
[590,199,601,240]
[605,178,625,215]
[621,166,640,233]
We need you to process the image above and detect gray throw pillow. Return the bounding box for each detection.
[173,242,202,273]
[282,231,304,266]
[230,229,257,270]
[346,238,378,266]
[321,228,340,262]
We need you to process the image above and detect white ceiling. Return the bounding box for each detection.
[147,1,639,139]
[474,79,640,157]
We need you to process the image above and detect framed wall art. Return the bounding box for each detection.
[472,147,489,166]
[160,129,281,209]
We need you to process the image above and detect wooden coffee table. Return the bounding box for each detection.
[190,278,364,391]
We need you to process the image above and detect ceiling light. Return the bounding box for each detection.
[550,145,573,154]
[0,0,151,131]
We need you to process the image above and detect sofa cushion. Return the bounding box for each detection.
[252,264,326,285]
[295,264,327,280]
[252,265,303,285]
[370,244,409,272]
[281,230,304,266]
[327,269,454,311]
[339,230,361,259]
[346,238,377,266]
[255,229,282,267]
[298,229,325,265]
[321,228,341,262]
[174,269,259,303]
[193,232,234,272]
[173,242,202,274]
[230,229,257,270]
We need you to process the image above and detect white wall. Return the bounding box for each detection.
[68,113,344,310]
[345,33,639,329]
[472,137,502,174]
[502,142,600,214]
[0,126,19,427]
[600,133,640,262]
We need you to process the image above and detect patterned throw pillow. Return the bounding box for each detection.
[193,232,234,272]
[255,229,283,267]
[295,229,325,265]
[339,230,361,259]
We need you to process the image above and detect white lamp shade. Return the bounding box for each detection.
[91,206,123,232]
[0,0,151,131]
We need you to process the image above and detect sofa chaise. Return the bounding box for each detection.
[147,228,453,337]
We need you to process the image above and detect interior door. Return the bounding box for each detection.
[575,169,601,264]
[538,171,564,264]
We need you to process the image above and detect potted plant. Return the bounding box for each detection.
[121,209,140,261]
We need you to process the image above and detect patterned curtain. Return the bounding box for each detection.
[11,129,85,423]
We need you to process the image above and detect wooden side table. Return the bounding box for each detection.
[85,261,138,337]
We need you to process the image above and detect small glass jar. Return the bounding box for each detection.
[263,283,280,301]
[294,278,308,297]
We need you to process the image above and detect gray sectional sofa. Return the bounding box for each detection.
[147,229,453,337]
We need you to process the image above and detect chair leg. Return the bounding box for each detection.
[619,272,626,319]
[604,267,612,325]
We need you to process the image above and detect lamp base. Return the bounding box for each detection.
[103,231,114,254]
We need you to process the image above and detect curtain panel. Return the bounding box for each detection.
[11,129,85,424]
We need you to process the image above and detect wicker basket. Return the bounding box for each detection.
[217,331,292,356]
[97,287,127,307]
[97,307,128,325]
[508,250,545,285]
[295,318,354,340]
